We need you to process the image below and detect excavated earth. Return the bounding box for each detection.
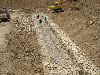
[0,0,100,75]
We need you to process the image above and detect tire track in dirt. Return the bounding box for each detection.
[0,22,13,75]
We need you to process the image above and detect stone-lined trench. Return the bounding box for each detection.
[33,12,100,75]
[0,11,100,75]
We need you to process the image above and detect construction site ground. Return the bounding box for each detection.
[0,0,100,75]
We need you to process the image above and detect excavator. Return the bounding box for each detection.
[50,0,78,12]
[50,0,62,12]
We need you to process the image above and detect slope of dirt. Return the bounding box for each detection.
[48,0,100,68]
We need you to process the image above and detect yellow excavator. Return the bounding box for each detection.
[50,0,78,12]
[50,0,63,12]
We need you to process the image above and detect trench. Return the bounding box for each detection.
[33,12,100,75]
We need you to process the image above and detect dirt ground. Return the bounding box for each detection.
[48,0,100,68]
[0,0,100,74]
[0,22,12,75]
[0,12,44,75]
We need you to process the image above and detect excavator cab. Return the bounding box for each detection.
[53,2,58,6]
[50,0,62,12]
[50,2,61,9]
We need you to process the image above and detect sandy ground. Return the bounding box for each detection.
[48,0,100,68]
[0,9,100,75]
[0,22,12,75]
[0,11,44,75]
[0,0,100,74]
